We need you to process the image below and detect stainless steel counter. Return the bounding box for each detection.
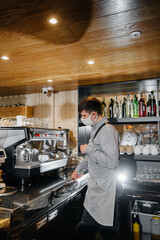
[0,176,66,212]
[0,170,88,240]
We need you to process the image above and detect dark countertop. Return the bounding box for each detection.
[0,175,67,212]
[0,159,79,213]
[0,164,88,231]
[122,179,160,201]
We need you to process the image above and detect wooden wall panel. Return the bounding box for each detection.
[54,90,78,155]
[25,92,54,128]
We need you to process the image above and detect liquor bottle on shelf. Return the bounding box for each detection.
[143,98,146,117]
[133,95,138,118]
[122,97,126,118]
[131,99,134,118]
[138,93,144,117]
[108,98,113,118]
[147,94,151,116]
[118,100,122,118]
[151,91,156,116]
[101,98,106,117]
[126,94,131,118]
[113,96,118,118]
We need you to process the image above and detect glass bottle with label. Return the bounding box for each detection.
[101,98,106,117]
[131,99,134,118]
[133,95,138,118]
[113,96,118,118]
[118,100,122,118]
[122,97,126,118]
[147,94,151,116]
[143,98,146,117]
[108,98,113,118]
[138,93,144,117]
[151,91,156,116]
[126,94,131,118]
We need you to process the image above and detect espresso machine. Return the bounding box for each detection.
[0,127,89,240]
[0,126,70,186]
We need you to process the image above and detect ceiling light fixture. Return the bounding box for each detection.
[130,31,142,39]
[87,60,95,65]
[1,56,10,60]
[48,18,58,24]
[47,79,53,82]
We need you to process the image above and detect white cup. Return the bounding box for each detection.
[16,115,26,126]
[150,145,159,155]
[134,145,143,155]
[142,146,150,155]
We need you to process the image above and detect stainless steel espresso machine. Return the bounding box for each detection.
[0,126,70,186]
[0,127,88,240]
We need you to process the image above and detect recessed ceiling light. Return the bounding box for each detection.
[130,31,142,39]
[87,60,95,65]
[47,79,53,82]
[1,56,10,60]
[48,18,58,24]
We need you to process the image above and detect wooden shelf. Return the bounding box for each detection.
[0,106,34,118]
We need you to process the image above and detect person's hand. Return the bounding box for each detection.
[71,170,82,180]
[80,144,88,154]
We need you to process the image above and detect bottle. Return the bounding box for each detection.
[122,97,126,118]
[118,100,122,118]
[151,91,156,116]
[108,98,113,118]
[143,98,146,117]
[147,94,151,116]
[132,213,142,240]
[133,95,138,118]
[138,93,144,117]
[126,94,131,118]
[151,215,160,240]
[113,96,118,118]
[131,99,134,118]
[101,98,106,117]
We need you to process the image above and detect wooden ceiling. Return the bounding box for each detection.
[0,0,160,96]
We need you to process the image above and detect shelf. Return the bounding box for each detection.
[119,154,134,160]
[79,117,159,125]
[120,154,160,162]
[134,154,160,161]
[109,117,159,124]
[0,106,34,118]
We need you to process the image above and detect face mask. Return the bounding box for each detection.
[81,112,98,126]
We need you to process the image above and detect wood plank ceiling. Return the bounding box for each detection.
[0,0,160,95]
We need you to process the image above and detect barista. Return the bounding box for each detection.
[72,97,120,239]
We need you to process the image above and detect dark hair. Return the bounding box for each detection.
[78,97,102,115]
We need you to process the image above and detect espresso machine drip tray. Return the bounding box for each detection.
[0,186,17,196]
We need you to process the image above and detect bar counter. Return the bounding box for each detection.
[0,170,87,240]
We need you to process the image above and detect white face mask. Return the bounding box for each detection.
[81,112,98,126]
